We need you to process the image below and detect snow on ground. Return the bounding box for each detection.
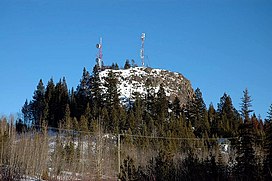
[99,67,177,106]
[20,175,44,181]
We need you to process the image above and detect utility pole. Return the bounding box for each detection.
[118,134,121,176]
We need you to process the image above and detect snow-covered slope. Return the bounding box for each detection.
[98,67,194,106]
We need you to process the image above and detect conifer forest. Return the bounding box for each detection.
[1,63,272,181]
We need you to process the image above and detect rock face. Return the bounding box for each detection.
[99,66,194,106]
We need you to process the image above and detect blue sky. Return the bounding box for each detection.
[0,0,271,119]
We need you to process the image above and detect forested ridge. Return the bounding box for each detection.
[1,62,272,180]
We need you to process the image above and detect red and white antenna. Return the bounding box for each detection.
[96,37,103,69]
[140,33,145,67]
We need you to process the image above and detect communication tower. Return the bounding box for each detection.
[140,33,145,67]
[96,37,103,69]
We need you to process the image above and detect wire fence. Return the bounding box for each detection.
[0,125,247,180]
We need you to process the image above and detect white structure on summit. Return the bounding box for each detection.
[96,37,103,69]
[140,33,145,67]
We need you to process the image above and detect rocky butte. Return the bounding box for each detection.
[98,66,194,107]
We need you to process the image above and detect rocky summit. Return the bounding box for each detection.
[98,66,194,106]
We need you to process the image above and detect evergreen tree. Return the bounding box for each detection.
[69,87,77,118]
[131,59,136,68]
[75,67,91,119]
[103,70,120,133]
[63,104,72,130]
[153,150,175,181]
[30,79,46,126]
[155,84,169,136]
[235,121,257,180]
[110,107,119,133]
[127,110,136,132]
[240,88,253,122]
[72,117,79,132]
[91,65,103,117]
[144,112,155,137]
[45,78,55,127]
[264,104,272,180]
[124,59,131,69]
[235,89,257,180]
[52,78,69,128]
[103,70,120,109]
[100,107,109,132]
[79,115,89,134]
[15,119,27,133]
[208,103,217,136]
[132,94,144,130]
[217,93,240,137]
[172,96,182,118]
[22,99,31,125]
[111,63,119,70]
[268,104,272,121]
[180,153,203,180]
[118,106,127,132]
[84,103,92,125]
[186,88,209,137]
[145,86,155,117]
[119,156,138,181]
[203,155,220,181]
[156,84,168,119]
[115,63,119,70]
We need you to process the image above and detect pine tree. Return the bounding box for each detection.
[52,78,69,128]
[264,104,272,180]
[115,63,119,70]
[91,65,103,117]
[186,88,209,137]
[69,87,77,118]
[145,86,155,117]
[172,96,182,118]
[22,99,31,125]
[119,156,138,181]
[79,115,89,135]
[75,67,91,119]
[153,150,175,181]
[235,89,257,180]
[111,108,119,133]
[208,103,217,137]
[124,59,131,69]
[118,106,127,132]
[156,84,168,120]
[100,107,109,132]
[30,79,46,126]
[45,78,55,127]
[127,110,136,132]
[240,88,253,122]
[144,112,155,137]
[103,70,120,109]
[72,117,79,132]
[217,93,240,137]
[268,104,272,121]
[235,121,257,180]
[131,59,136,68]
[132,94,144,130]
[63,104,72,130]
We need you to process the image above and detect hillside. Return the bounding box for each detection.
[98,66,194,106]
[4,64,268,180]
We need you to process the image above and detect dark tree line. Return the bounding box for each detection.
[21,64,272,180]
[119,89,272,181]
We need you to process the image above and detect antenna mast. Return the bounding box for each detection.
[96,37,103,70]
[140,33,145,67]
